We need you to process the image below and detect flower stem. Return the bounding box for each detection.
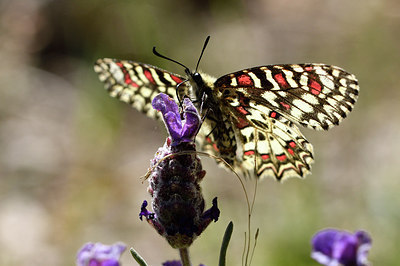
[129,247,148,266]
[179,248,192,266]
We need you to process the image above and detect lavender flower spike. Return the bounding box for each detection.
[77,242,126,266]
[143,93,219,249]
[311,229,372,266]
[152,93,201,145]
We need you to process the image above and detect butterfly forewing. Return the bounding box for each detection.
[215,64,359,130]
[94,58,188,119]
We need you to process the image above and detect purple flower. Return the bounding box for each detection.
[162,261,182,266]
[139,200,154,221]
[76,242,126,266]
[311,229,372,266]
[141,93,219,249]
[152,93,201,146]
[162,261,206,266]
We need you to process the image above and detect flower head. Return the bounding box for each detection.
[76,242,126,266]
[140,93,219,249]
[311,229,372,266]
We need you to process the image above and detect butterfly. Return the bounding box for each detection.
[94,36,359,181]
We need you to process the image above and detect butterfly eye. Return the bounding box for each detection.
[192,72,203,83]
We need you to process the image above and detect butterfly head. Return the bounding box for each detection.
[191,72,203,84]
[153,36,211,88]
[153,36,215,108]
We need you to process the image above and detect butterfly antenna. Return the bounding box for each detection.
[195,36,210,72]
[152,47,190,72]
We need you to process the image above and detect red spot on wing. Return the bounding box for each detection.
[237,74,253,86]
[276,154,287,161]
[171,75,183,84]
[144,69,155,84]
[124,74,139,87]
[206,137,219,152]
[261,154,270,160]
[235,117,249,129]
[244,150,255,156]
[288,148,294,155]
[288,141,296,148]
[212,143,219,152]
[309,80,322,95]
[305,66,313,71]
[239,95,250,107]
[236,106,249,115]
[274,73,289,88]
[115,62,139,87]
[270,112,277,118]
[280,101,291,110]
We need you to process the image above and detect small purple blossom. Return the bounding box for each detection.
[152,93,201,146]
[162,261,206,266]
[139,200,154,221]
[76,242,126,266]
[162,261,182,266]
[311,229,372,266]
[201,197,220,222]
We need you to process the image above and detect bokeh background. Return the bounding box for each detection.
[1,0,399,265]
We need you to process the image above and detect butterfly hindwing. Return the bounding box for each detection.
[208,85,313,180]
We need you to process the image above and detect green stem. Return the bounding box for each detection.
[219,221,234,266]
[130,247,148,266]
[179,247,192,266]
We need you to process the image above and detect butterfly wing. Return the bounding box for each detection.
[196,112,238,168]
[207,63,358,180]
[215,64,359,130]
[230,103,313,180]
[94,59,359,180]
[94,58,188,119]
[197,93,314,180]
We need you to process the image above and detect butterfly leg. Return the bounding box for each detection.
[176,79,189,109]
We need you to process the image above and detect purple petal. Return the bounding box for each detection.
[311,229,372,266]
[202,197,220,222]
[332,233,358,265]
[164,112,184,141]
[77,242,126,266]
[139,200,155,221]
[162,261,206,266]
[355,231,372,266]
[180,97,201,143]
[152,93,201,145]
[162,260,182,266]
[152,94,183,142]
[152,93,180,118]
[311,229,337,258]
[152,94,182,134]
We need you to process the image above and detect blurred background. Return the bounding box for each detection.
[0,0,399,265]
